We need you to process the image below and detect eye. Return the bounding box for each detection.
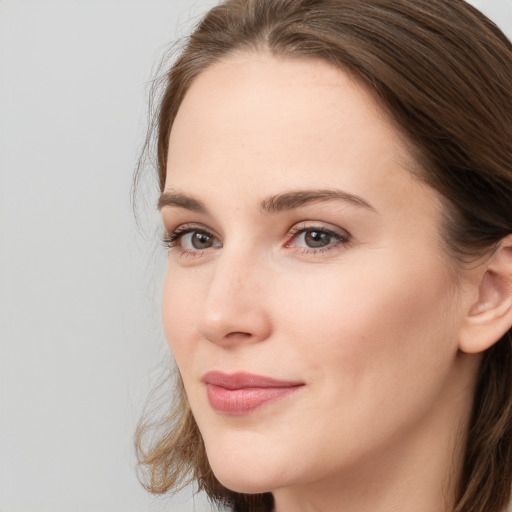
[287,225,350,252]
[162,225,222,252]
[298,230,335,248]
[182,231,217,250]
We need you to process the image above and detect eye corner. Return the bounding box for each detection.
[286,223,351,254]
[162,223,222,257]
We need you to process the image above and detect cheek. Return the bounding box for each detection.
[276,255,454,342]
[160,248,464,490]
[161,267,201,369]
[254,258,460,473]
[274,254,460,407]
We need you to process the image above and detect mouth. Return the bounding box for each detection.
[202,371,304,416]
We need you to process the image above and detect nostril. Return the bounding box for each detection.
[196,280,272,345]
[225,331,253,340]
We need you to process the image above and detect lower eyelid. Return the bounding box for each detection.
[163,223,349,254]
[287,227,349,245]
[164,226,223,256]
[296,238,345,251]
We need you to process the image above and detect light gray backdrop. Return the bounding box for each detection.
[0,1,510,511]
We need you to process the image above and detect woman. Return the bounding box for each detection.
[135,1,512,511]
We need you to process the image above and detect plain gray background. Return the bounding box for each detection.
[0,1,511,511]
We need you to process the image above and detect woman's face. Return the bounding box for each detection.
[160,54,474,497]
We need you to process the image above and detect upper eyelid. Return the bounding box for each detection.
[287,226,350,245]
[290,224,343,233]
[288,222,351,237]
[162,226,221,253]
[165,222,217,236]
[164,221,350,237]
[165,225,218,243]
[165,223,350,251]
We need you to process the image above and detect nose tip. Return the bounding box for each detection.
[196,257,272,347]
[197,300,272,347]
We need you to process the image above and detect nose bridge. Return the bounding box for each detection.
[197,244,271,345]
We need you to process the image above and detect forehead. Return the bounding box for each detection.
[165,52,422,213]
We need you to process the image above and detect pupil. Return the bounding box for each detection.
[305,230,330,248]
[192,232,212,249]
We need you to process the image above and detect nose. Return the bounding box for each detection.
[196,248,272,347]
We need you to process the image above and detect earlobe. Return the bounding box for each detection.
[459,236,512,354]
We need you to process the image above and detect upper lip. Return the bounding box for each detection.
[202,371,304,390]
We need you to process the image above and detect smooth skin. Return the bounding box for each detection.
[159,52,512,512]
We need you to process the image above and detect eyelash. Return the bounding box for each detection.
[161,225,215,256]
[286,224,350,254]
[161,223,350,256]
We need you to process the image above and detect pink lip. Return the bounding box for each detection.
[202,371,304,416]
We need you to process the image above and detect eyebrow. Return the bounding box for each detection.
[158,190,209,214]
[259,189,377,214]
[158,188,376,214]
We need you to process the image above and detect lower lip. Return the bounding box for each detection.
[206,384,302,415]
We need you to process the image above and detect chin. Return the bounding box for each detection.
[204,443,283,494]
[215,474,272,495]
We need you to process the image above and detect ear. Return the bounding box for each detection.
[459,235,512,354]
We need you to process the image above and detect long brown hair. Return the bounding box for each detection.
[135,1,512,511]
